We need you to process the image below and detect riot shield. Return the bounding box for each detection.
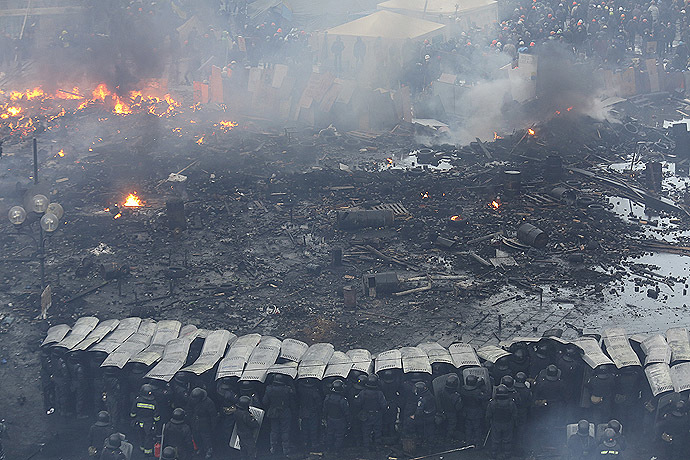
[645,362,674,397]
[346,349,373,375]
[670,362,690,393]
[72,319,120,351]
[400,346,432,374]
[324,351,353,379]
[602,327,641,369]
[130,320,182,366]
[418,342,453,366]
[666,328,690,363]
[101,319,157,369]
[432,373,459,408]
[572,337,614,369]
[54,316,99,350]
[462,366,492,394]
[145,337,195,382]
[280,338,309,362]
[216,334,261,380]
[269,361,299,379]
[449,343,481,369]
[41,324,70,347]
[241,336,282,382]
[375,349,402,374]
[91,317,142,354]
[476,345,511,364]
[499,337,542,349]
[566,422,595,442]
[298,343,335,380]
[641,334,672,366]
[181,330,234,375]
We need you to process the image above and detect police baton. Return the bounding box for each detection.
[406,444,474,460]
[483,427,491,447]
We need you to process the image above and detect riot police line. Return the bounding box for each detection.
[37,317,690,459]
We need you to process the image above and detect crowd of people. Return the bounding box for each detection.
[38,333,690,460]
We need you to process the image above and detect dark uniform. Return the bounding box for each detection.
[657,400,689,460]
[188,388,216,459]
[103,368,125,430]
[163,408,194,460]
[514,372,532,453]
[437,374,462,439]
[558,345,584,421]
[235,396,260,460]
[379,370,401,438]
[53,355,73,416]
[263,374,295,456]
[68,352,89,417]
[39,348,55,414]
[587,366,616,424]
[216,379,238,449]
[130,384,161,456]
[412,381,436,446]
[323,380,350,452]
[486,384,517,460]
[533,365,565,447]
[100,434,127,460]
[596,428,623,458]
[567,420,596,460]
[461,375,487,446]
[297,378,323,450]
[356,375,387,450]
[89,411,115,456]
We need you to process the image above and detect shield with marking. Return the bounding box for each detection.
[241,336,282,382]
[41,324,70,347]
[499,337,542,349]
[216,334,261,380]
[418,342,454,375]
[73,319,120,351]
[100,319,157,369]
[130,320,182,366]
[324,351,353,379]
[375,349,402,374]
[670,362,690,393]
[401,347,432,375]
[280,338,309,362]
[462,366,492,394]
[181,330,235,376]
[346,349,373,375]
[572,337,614,369]
[645,362,674,397]
[449,343,481,369]
[55,317,99,350]
[145,337,195,382]
[298,343,335,380]
[602,328,641,369]
[269,361,299,379]
[476,345,511,364]
[666,328,690,364]
[91,317,142,354]
[641,334,672,366]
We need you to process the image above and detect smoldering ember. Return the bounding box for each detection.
[6,2,690,460]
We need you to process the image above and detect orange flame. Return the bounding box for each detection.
[56,149,65,157]
[527,128,535,136]
[567,106,573,111]
[196,136,205,145]
[490,200,500,209]
[123,193,142,207]
[450,215,461,221]
[218,120,238,132]
[421,191,430,199]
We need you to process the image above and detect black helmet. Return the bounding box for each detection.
[171,408,185,423]
[354,375,367,389]
[107,433,122,449]
[190,387,206,401]
[445,374,459,389]
[512,347,527,362]
[237,395,251,410]
[380,369,395,383]
[366,375,379,389]
[515,372,527,384]
[140,384,154,399]
[273,374,287,385]
[500,375,514,389]
[96,410,110,426]
[301,378,316,387]
[602,428,616,447]
[607,419,621,434]
[672,399,687,416]
[174,372,190,384]
[161,446,177,459]
[465,374,479,389]
[536,343,550,357]
[577,419,590,437]
[239,380,254,394]
[332,379,344,392]
[545,365,560,381]
[495,384,509,399]
[414,381,427,395]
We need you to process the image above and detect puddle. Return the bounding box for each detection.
[379,149,454,171]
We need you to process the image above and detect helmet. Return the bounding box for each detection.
[512,348,527,362]
[380,369,395,383]
[414,381,427,395]
[237,396,251,410]
[577,419,590,436]
[190,387,206,401]
[495,384,510,398]
[332,379,344,392]
[607,419,621,434]
[536,343,549,357]
[445,374,460,390]
[366,375,379,389]
[107,433,122,449]
[239,380,254,395]
[301,378,316,387]
[465,375,479,389]
[171,408,185,423]
[140,384,154,399]
[515,372,527,384]
[355,375,368,389]
[273,374,287,385]
[96,410,110,426]
[672,399,687,416]
[500,375,515,389]
[545,365,560,381]
[161,446,176,459]
[602,428,616,447]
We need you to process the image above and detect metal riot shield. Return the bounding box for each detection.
[566,422,596,442]
[375,349,402,374]
[324,352,353,379]
[72,319,120,351]
[101,319,157,368]
[298,343,335,380]
[572,337,614,369]
[269,361,299,379]
[41,324,70,347]
[145,337,195,382]
[670,362,690,393]
[215,333,261,380]
[400,346,432,375]
[241,336,282,382]
[418,342,453,366]
[602,327,641,369]
[645,362,674,397]
[641,334,672,366]
[280,338,309,362]
[181,330,234,375]
[54,316,99,350]
[476,345,511,364]
[666,328,690,363]
[449,343,481,369]
[91,317,142,354]
[462,366,492,394]
[130,320,182,366]
[499,336,542,349]
[179,325,201,340]
[346,349,373,375]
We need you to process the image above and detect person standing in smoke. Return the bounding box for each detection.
[356,374,387,453]
[234,396,259,460]
[411,381,436,448]
[436,374,463,440]
[88,411,115,457]
[586,365,616,424]
[323,379,349,454]
[566,420,596,460]
[353,37,366,71]
[297,378,323,452]
[162,408,195,460]
[331,36,345,75]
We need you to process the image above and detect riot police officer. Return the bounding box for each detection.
[533,365,565,447]
[323,379,350,453]
[597,428,623,458]
[235,396,260,459]
[102,367,124,430]
[89,411,115,457]
[587,365,616,424]
[188,387,216,459]
[130,383,160,456]
[411,381,436,446]
[461,374,487,446]
[657,399,689,460]
[163,408,194,460]
[379,369,400,439]
[437,374,462,439]
[100,434,127,460]
[356,374,387,452]
[263,373,295,456]
[486,384,517,460]
[567,419,595,460]
[68,351,89,418]
[216,378,238,449]
[297,378,323,451]
[514,372,532,454]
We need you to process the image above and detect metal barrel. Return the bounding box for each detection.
[549,186,577,204]
[517,223,548,249]
[503,170,521,195]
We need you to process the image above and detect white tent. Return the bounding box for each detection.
[377,0,497,28]
[325,10,445,40]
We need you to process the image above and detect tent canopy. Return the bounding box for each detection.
[377,0,497,15]
[325,10,445,39]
